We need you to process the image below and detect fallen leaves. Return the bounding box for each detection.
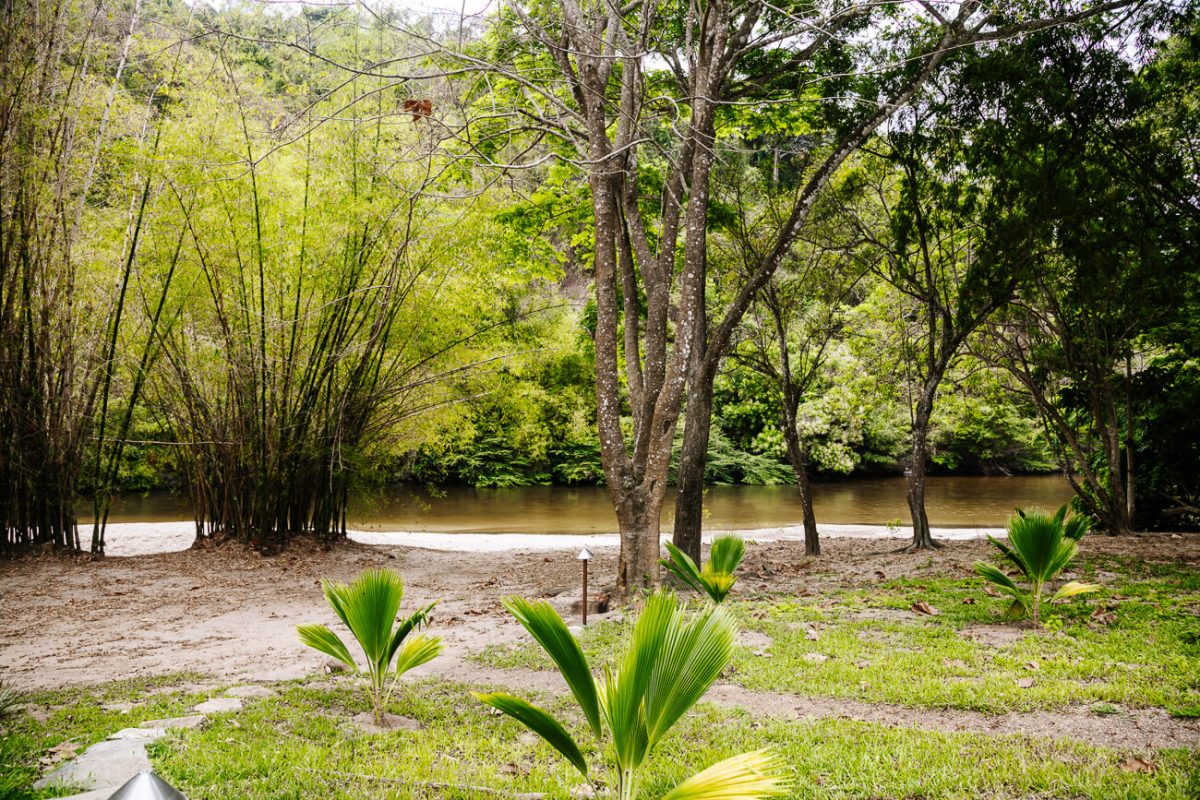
[1091,606,1117,625]
[39,741,78,767]
[1119,756,1156,774]
[911,601,939,616]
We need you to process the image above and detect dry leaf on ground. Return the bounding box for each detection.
[1119,756,1156,774]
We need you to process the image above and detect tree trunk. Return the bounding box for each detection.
[782,410,819,555]
[672,363,714,565]
[614,484,664,595]
[1124,353,1135,528]
[907,403,937,549]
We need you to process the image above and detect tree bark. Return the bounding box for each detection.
[782,406,820,555]
[906,391,938,550]
[672,307,712,565]
[612,477,666,594]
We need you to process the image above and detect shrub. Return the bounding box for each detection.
[974,505,1100,626]
[298,569,441,724]
[475,591,789,800]
[660,535,746,603]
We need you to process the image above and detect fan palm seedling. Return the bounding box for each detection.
[476,591,789,800]
[974,505,1100,626]
[660,535,746,603]
[298,568,441,724]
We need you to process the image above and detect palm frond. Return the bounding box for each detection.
[644,603,736,745]
[387,600,438,665]
[323,569,405,673]
[661,541,708,596]
[502,596,602,738]
[1052,580,1101,601]
[296,624,356,669]
[393,633,443,676]
[661,750,790,800]
[474,692,589,778]
[707,535,746,576]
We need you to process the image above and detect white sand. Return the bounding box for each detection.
[98,521,1004,557]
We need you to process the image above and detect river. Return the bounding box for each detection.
[94,475,1074,534]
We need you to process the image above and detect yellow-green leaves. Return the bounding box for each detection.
[483,590,786,800]
[661,535,746,603]
[298,568,441,723]
[662,750,790,800]
[974,505,1100,625]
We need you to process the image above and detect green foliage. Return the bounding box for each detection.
[297,569,441,725]
[661,535,747,603]
[476,592,789,800]
[1130,355,1200,530]
[0,679,18,722]
[974,505,1100,626]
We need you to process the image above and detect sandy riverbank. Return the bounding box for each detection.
[94,521,1007,557]
[3,531,1195,693]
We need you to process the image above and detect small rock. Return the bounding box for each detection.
[1016,678,1035,688]
[802,653,829,664]
[570,783,596,799]
[101,702,136,714]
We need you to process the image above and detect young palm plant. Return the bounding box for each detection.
[974,505,1100,626]
[298,569,441,725]
[660,535,746,603]
[476,591,789,800]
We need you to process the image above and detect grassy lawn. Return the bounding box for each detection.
[476,554,1200,715]
[3,676,1197,799]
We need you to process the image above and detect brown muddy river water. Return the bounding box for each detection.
[96,475,1074,533]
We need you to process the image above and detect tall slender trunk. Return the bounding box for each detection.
[673,341,713,564]
[907,396,937,549]
[1124,353,1135,528]
[781,401,819,555]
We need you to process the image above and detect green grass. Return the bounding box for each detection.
[474,555,1200,715]
[3,676,1197,799]
[0,674,216,799]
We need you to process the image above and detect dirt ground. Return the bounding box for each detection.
[2,532,1199,751]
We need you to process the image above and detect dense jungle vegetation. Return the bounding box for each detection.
[1,0,1197,561]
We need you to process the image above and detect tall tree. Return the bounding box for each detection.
[960,12,1197,534]
[458,0,1140,584]
[856,130,1018,549]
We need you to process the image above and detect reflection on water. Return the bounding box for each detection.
[92,475,1074,533]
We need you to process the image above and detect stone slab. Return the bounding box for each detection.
[34,739,151,790]
[54,790,111,800]
[192,697,242,714]
[140,714,205,730]
[223,685,276,699]
[108,727,166,741]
